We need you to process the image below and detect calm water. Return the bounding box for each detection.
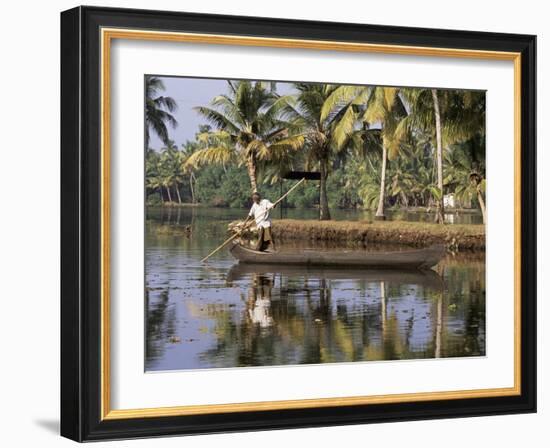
[145,207,486,371]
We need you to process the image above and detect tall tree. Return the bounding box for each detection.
[145,76,178,147]
[145,149,164,202]
[431,89,445,223]
[283,83,358,220]
[444,135,486,223]
[180,140,201,204]
[400,88,486,223]
[191,81,303,193]
[364,88,409,219]
[322,85,408,219]
[158,141,185,204]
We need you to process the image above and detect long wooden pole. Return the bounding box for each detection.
[201,178,305,263]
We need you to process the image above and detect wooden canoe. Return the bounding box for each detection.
[229,243,446,270]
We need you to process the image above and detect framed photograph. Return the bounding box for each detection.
[60,6,536,441]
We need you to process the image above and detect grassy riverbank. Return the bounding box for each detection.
[271,219,485,251]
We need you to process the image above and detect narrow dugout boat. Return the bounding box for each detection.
[229,243,446,270]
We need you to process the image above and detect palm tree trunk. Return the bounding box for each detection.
[432,89,445,224]
[246,156,258,193]
[166,186,172,203]
[189,173,196,204]
[477,189,487,224]
[319,159,331,220]
[375,144,388,220]
[175,184,182,204]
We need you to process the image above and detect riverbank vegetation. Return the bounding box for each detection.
[145,77,486,224]
[272,219,485,251]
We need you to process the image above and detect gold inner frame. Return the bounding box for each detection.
[100,27,522,420]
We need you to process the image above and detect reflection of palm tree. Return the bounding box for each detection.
[434,291,443,358]
[380,281,387,332]
[145,289,177,368]
[195,266,454,368]
[379,280,404,360]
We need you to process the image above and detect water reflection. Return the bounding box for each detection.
[246,274,274,328]
[144,208,485,371]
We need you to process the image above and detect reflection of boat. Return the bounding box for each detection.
[226,263,444,289]
[229,243,446,270]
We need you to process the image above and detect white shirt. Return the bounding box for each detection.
[249,199,274,228]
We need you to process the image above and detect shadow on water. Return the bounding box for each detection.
[144,207,485,371]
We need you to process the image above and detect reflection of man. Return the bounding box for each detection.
[246,192,276,252]
[247,274,273,328]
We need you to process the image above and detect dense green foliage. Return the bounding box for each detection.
[145,79,486,222]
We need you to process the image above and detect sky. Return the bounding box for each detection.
[148,76,295,150]
[147,77,484,150]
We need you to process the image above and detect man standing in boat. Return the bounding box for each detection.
[246,192,276,252]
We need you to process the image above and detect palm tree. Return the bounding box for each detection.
[145,149,164,203]
[322,85,408,219]
[158,141,181,203]
[145,76,178,147]
[180,140,200,204]
[401,88,485,223]
[172,151,187,204]
[444,136,486,223]
[190,81,303,193]
[444,92,486,222]
[394,138,439,208]
[282,83,359,220]
[431,89,445,223]
[366,88,409,219]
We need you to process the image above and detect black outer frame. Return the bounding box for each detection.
[60,5,536,442]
